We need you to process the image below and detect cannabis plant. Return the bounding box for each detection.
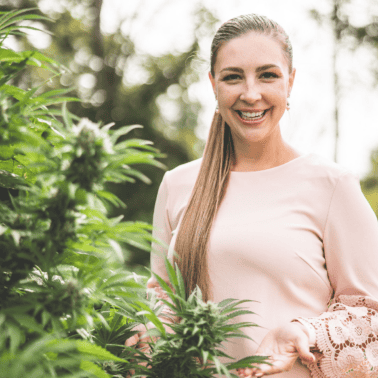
[0,8,162,377]
[126,259,268,378]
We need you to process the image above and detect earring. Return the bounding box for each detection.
[286,99,290,111]
[215,99,219,113]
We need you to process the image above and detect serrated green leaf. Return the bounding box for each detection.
[164,259,178,293]
[225,309,254,320]
[99,273,130,290]
[123,168,152,184]
[38,87,75,99]
[152,274,174,301]
[174,262,186,300]
[225,355,270,370]
[110,124,143,144]
[133,302,165,336]
[79,360,111,378]
[76,340,126,362]
[0,47,21,61]
[12,314,44,333]
[218,298,238,308]
[29,97,80,110]
[7,321,24,353]
[96,190,126,208]
[202,350,209,365]
[0,84,27,100]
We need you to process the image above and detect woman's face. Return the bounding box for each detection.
[209,32,295,148]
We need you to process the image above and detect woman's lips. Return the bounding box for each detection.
[235,108,270,124]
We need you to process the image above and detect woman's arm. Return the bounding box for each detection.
[297,171,378,377]
[126,173,178,347]
[242,171,378,377]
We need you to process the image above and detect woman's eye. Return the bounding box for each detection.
[261,72,279,79]
[222,74,241,81]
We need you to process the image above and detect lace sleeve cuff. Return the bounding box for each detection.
[292,318,317,348]
[297,295,378,378]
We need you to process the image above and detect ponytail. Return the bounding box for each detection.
[173,111,233,301]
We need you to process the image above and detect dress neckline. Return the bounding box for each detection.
[229,152,313,175]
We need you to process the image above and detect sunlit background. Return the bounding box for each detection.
[2,0,378,268]
[97,0,378,178]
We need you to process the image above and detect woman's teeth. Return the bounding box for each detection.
[238,110,266,120]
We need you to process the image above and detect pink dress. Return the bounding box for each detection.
[148,153,378,377]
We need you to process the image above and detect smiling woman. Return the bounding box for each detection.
[127,13,378,378]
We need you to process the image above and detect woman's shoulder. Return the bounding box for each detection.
[162,159,202,219]
[165,158,203,186]
[303,153,359,182]
[293,153,361,204]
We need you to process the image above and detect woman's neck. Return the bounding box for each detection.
[231,142,301,172]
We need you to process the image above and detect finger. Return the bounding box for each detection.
[125,333,139,347]
[251,357,292,376]
[236,368,246,377]
[237,367,262,378]
[138,344,151,354]
[125,323,146,346]
[313,351,322,362]
[237,368,248,377]
[295,337,316,363]
[242,367,261,377]
[139,332,150,342]
[237,367,256,377]
[250,368,262,377]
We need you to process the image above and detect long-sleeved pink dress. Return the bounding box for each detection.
[148,152,378,377]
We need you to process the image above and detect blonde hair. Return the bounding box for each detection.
[173,14,293,302]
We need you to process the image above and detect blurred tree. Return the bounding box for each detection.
[310,0,378,163]
[0,0,219,268]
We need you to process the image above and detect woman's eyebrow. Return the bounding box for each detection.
[220,67,243,74]
[256,64,280,72]
[220,64,281,74]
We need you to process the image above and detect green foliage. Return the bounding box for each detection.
[360,147,378,218]
[0,9,158,377]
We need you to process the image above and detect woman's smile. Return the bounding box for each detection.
[235,108,270,124]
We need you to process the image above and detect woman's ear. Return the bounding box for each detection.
[208,72,216,98]
[288,68,296,95]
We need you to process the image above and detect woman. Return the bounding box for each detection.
[129,14,378,377]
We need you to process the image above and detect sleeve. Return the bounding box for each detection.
[146,172,179,323]
[295,171,378,378]
[149,172,172,282]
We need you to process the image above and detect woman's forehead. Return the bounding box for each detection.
[214,32,288,73]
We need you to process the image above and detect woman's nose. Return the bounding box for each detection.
[240,81,262,103]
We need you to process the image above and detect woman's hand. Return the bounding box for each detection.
[125,320,174,348]
[237,322,316,377]
[124,322,152,378]
[125,320,174,377]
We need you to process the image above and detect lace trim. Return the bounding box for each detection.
[297,295,378,378]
